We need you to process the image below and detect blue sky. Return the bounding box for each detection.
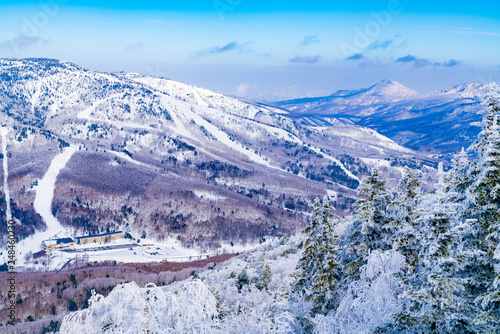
[1,0,499,100]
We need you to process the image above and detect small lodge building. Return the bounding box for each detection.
[75,231,124,245]
[42,237,76,250]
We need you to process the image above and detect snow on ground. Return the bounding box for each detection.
[96,72,121,84]
[191,88,209,107]
[73,237,263,266]
[224,118,359,182]
[161,96,192,138]
[21,236,263,271]
[360,157,406,175]
[77,93,153,130]
[110,150,149,168]
[77,94,119,120]
[325,125,413,154]
[218,238,267,254]
[359,157,392,168]
[16,145,78,266]
[358,127,414,153]
[247,120,302,142]
[193,190,227,201]
[172,99,277,169]
[133,236,263,262]
[327,189,338,201]
[264,106,289,115]
[246,106,259,119]
[93,237,202,263]
[308,144,360,181]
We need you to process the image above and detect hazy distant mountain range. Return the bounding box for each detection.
[260,79,488,156]
[0,58,478,246]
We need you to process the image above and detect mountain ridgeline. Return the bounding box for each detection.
[270,80,488,156]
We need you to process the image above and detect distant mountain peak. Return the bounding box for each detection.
[367,80,419,97]
[328,80,419,100]
[375,79,396,86]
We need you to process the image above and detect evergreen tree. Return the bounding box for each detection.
[390,167,422,268]
[341,168,392,286]
[390,166,421,227]
[390,163,473,333]
[293,197,342,316]
[236,268,250,292]
[254,252,272,291]
[465,85,500,329]
[447,148,473,210]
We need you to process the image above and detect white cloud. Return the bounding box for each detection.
[236,83,250,96]
[125,42,144,52]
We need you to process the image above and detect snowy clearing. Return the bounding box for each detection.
[194,190,227,201]
[110,150,149,168]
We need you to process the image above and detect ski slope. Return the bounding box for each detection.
[17,145,78,265]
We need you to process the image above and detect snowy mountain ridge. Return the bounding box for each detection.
[329,79,419,100]
[271,80,489,155]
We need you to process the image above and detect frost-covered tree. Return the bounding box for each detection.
[341,168,392,286]
[464,85,500,329]
[253,252,272,291]
[236,268,250,292]
[60,280,219,334]
[447,148,473,211]
[315,250,405,334]
[293,197,342,316]
[387,163,472,333]
[390,167,421,268]
[390,166,421,227]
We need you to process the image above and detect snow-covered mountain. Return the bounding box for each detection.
[272,80,489,155]
[0,59,433,248]
[275,80,419,117]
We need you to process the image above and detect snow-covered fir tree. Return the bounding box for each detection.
[390,166,421,227]
[341,168,393,287]
[390,166,422,268]
[253,252,273,291]
[447,148,473,209]
[464,84,500,330]
[293,197,342,317]
[315,250,405,334]
[383,163,472,333]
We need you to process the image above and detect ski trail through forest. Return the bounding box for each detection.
[17,145,77,264]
